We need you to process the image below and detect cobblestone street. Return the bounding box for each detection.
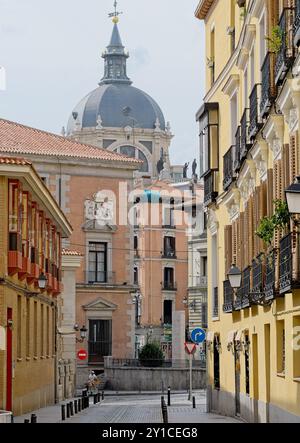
[15,392,242,424]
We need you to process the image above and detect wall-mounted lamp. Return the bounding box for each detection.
[74,325,88,343]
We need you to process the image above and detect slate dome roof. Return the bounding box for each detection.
[67,23,165,133]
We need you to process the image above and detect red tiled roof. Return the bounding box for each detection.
[62,248,82,257]
[0,156,32,166]
[0,119,141,165]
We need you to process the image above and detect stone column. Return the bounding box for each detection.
[172,311,186,368]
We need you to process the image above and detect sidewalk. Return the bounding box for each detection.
[14,392,241,424]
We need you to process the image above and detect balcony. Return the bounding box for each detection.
[241,267,251,309]
[85,271,116,286]
[249,84,262,140]
[234,126,241,172]
[279,233,293,295]
[264,251,276,301]
[240,109,251,160]
[275,8,295,86]
[223,146,235,191]
[260,52,277,118]
[162,250,177,259]
[294,0,300,47]
[204,170,218,207]
[251,257,264,304]
[163,281,177,291]
[223,280,233,314]
[234,288,242,311]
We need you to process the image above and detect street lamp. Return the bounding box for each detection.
[228,264,242,290]
[285,176,300,217]
[38,273,47,290]
[74,324,88,343]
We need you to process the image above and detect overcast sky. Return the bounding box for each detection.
[0,0,205,166]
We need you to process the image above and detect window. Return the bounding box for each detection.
[201,303,208,328]
[34,301,37,357]
[164,300,173,325]
[230,93,238,145]
[245,333,250,395]
[164,268,175,290]
[214,336,220,390]
[277,320,286,374]
[17,295,22,359]
[41,304,44,357]
[293,317,300,378]
[163,206,175,228]
[88,242,107,283]
[88,320,112,363]
[198,103,219,178]
[26,298,30,358]
[244,65,249,109]
[164,237,176,258]
[46,306,50,357]
[134,267,139,285]
[202,257,207,277]
[259,12,267,67]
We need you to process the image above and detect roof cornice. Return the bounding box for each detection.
[195,0,215,20]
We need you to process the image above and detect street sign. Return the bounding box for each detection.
[191,328,206,345]
[77,349,87,361]
[185,342,197,355]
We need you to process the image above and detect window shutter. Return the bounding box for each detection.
[253,188,258,258]
[224,225,233,276]
[290,133,299,183]
[244,207,248,270]
[232,220,238,265]
[248,196,254,264]
[267,169,274,218]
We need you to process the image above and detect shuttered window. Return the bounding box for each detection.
[224,225,233,276]
[290,133,299,183]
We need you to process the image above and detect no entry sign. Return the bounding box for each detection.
[77,349,87,361]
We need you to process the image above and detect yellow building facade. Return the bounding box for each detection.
[196,0,300,422]
[0,158,72,416]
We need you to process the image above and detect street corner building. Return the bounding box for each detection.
[0,157,72,416]
[0,118,141,389]
[196,0,300,423]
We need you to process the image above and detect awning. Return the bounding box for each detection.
[227,330,236,346]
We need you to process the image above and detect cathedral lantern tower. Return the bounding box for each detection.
[67,3,173,179]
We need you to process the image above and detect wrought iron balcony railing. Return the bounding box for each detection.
[234,287,242,311]
[204,170,218,207]
[251,256,264,304]
[249,84,262,140]
[279,233,293,295]
[223,280,234,314]
[85,271,116,286]
[264,251,276,301]
[241,266,251,309]
[275,8,295,86]
[163,281,178,291]
[223,146,235,191]
[294,0,300,46]
[162,250,177,259]
[260,52,277,118]
[240,108,251,160]
[234,126,241,172]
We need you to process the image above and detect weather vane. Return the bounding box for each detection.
[108,1,123,24]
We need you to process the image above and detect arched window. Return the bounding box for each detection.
[116,146,149,173]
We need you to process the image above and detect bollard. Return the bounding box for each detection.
[74,400,78,414]
[98,393,101,403]
[24,419,30,423]
[61,404,66,421]
[86,396,89,408]
[78,399,81,413]
[66,402,70,418]
[70,402,74,416]
[31,414,37,423]
[168,387,171,407]
[161,396,164,408]
[193,396,196,409]
[102,391,104,401]
[94,394,97,405]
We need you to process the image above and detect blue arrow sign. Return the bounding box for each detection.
[191,328,206,345]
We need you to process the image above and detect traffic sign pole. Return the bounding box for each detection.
[189,353,193,402]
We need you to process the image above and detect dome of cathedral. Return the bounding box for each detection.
[67,23,165,134]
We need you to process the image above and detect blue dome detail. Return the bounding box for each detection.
[68,83,166,131]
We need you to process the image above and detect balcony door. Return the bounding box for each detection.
[6,308,13,411]
[88,319,112,364]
